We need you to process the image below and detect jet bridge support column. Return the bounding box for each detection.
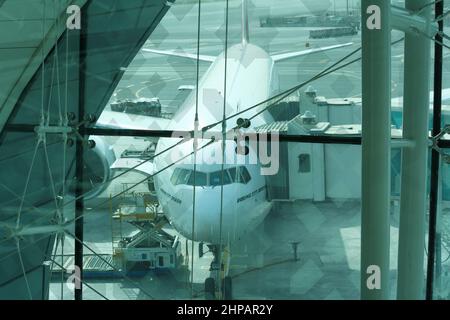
[397,0,433,300]
[361,0,391,300]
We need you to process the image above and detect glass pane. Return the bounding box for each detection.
[434,155,450,299]
[3,0,448,302]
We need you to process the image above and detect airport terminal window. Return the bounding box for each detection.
[299,154,311,173]
[5,0,443,301]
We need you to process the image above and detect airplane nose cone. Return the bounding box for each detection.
[191,189,240,244]
[161,185,239,244]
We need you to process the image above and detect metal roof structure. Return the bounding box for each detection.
[0,0,173,299]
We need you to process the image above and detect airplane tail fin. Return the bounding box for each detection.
[242,0,250,45]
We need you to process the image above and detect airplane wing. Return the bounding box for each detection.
[96,110,171,131]
[271,42,353,63]
[111,157,155,175]
[142,48,216,63]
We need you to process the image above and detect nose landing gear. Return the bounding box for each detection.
[222,275,233,300]
[205,277,216,300]
[204,245,233,300]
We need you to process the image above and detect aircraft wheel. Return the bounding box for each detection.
[222,276,233,300]
[205,277,215,300]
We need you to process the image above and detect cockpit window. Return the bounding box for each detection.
[228,167,241,183]
[187,171,208,186]
[170,168,191,186]
[240,166,251,184]
[170,166,251,187]
[228,166,251,184]
[170,168,179,185]
[209,170,232,187]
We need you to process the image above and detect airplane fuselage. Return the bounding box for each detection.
[153,43,278,244]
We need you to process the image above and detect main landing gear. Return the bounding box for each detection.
[203,244,233,300]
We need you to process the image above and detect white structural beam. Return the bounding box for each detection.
[391,5,437,36]
[361,0,391,300]
[397,0,433,300]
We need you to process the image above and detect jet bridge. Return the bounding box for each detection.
[256,88,408,202]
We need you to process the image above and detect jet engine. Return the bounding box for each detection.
[69,135,116,200]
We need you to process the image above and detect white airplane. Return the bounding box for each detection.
[94,0,353,297]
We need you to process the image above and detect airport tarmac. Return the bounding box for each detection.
[49,198,403,300]
[49,197,450,300]
[48,0,450,300]
[115,1,450,116]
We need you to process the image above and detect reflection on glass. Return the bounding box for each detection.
[3,0,449,302]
